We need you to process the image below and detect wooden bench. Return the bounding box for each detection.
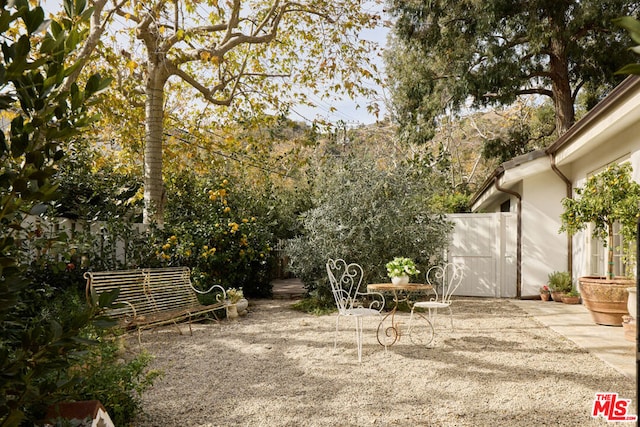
[85,267,227,335]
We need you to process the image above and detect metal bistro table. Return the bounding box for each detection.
[367,283,435,347]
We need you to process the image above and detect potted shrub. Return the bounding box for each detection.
[562,288,581,304]
[386,257,420,286]
[547,271,572,302]
[226,288,245,318]
[560,163,640,325]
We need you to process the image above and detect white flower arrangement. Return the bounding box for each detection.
[386,257,420,278]
[226,287,244,304]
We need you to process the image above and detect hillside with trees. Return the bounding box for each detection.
[385,0,638,149]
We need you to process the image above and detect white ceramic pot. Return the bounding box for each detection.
[236,298,248,314]
[391,275,409,286]
[626,287,637,319]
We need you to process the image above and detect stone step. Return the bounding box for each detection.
[271,278,305,299]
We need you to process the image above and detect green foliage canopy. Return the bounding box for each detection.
[386,0,638,145]
[614,16,640,75]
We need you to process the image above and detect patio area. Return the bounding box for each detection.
[512,299,635,379]
[131,296,636,426]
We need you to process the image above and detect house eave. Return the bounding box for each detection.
[471,150,547,211]
[546,75,640,165]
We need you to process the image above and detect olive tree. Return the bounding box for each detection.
[286,152,453,300]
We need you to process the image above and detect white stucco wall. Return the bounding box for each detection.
[561,111,640,282]
[520,171,568,296]
[470,173,569,297]
[471,78,640,296]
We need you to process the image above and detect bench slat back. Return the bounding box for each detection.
[86,267,204,320]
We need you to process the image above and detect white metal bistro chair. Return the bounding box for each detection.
[326,258,385,362]
[410,262,464,331]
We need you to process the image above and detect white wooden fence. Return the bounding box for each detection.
[20,215,148,268]
[21,213,518,297]
[447,213,517,298]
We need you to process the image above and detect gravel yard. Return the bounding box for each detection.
[132,298,636,427]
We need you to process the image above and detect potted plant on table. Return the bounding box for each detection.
[560,163,640,325]
[386,257,420,286]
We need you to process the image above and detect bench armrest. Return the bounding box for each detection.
[188,282,227,303]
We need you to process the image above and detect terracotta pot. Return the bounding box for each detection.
[550,291,565,303]
[540,293,550,301]
[561,295,580,304]
[579,276,632,326]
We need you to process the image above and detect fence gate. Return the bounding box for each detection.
[447,213,517,298]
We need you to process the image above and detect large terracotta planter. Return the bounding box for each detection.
[579,276,632,326]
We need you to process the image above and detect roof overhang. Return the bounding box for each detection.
[547,76,640,165]
[471,150,547,211]
[471,75,640,211]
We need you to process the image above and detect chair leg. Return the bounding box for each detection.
[334,315,340,350]
[428,307,438,328]
[448,306,454,331]
[408,307,415,330]
[355,316,363,363]
[408,307,417,337]
[408,310,435,347]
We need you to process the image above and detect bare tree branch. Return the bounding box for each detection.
[571,79,585,103]
[61,0,125,92]
[514,88,553,98]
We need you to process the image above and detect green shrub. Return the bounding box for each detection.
[62,337,162,426]
[2,282,161,425]
[291,290,336,315]
[54,139,143,222]
[0,2,159,425]
[547,271,573,293]
[285,153,453,308]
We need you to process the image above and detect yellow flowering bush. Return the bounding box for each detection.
[162,174,275,297]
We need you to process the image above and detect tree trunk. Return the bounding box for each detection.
[143,63,168,225]
[549,37,575,136]
[607,221,615,279]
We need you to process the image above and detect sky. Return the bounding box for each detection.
[290,19,391,127]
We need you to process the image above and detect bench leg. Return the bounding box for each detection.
[170,320,183,336]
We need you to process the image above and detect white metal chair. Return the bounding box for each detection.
[326,258,385,362]
[410,263,464,331]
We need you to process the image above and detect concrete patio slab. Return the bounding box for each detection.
[512,299,637,380]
